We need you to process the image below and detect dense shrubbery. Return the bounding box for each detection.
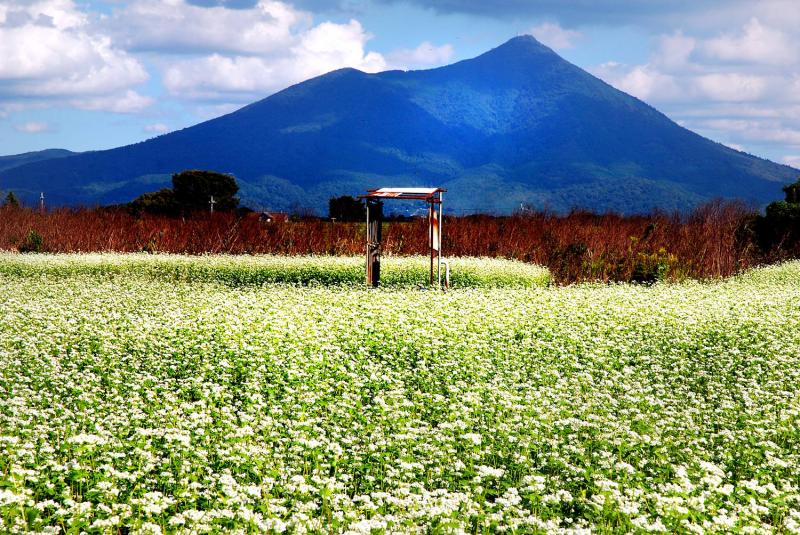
[1,198,798,283]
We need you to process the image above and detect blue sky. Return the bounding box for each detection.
[1,0,799,169]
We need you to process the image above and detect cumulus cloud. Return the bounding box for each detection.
[3,0,442,119]
[529,22,581,50]
[703,18,796,65]
[652,31,696,70]
[591,17,800,159]
[163,17,387,100]
[0,0,150,113]
[593,62,681,101]
[107,0,453,101]
[13,121,51,134]
[783,156,800,169]
[106,0,309,54]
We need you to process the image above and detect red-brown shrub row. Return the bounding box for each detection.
[0,201,772,283]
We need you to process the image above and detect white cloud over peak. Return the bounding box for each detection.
[163,18,388,100]
[386,41,454,69]
[529,22,581,50]
[783,155,800,169]
[0,1,149,112]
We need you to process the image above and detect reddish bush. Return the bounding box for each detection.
[0,201,770,284]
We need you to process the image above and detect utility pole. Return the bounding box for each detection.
[209,195,216,215]
[39,192,45,214]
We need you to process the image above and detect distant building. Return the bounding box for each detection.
[259,211,289,223]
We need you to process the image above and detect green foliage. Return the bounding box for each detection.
[129,170,239,216]
[18,229,44,253]
[754,177,800,253]
[2,191,19,208]
[784,180,800,204]
[128,188,177,215]
[631,248,680,283]
[172,169,239,213]
[328,195,365,222]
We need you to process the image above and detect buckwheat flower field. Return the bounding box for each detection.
[1,254,799,533]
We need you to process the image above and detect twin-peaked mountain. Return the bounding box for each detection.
[2,36,796,214]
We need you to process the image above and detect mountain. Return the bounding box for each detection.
[0,149,76,173]
[2,36,797,214]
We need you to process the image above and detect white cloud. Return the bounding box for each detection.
[288,20,387,80]
[652,31,696,70]
[694,73,768,102]
[72,90,154,113]
[592,62,681,101]
[703,18,796,65]
[529,22,581,50]
[0,0,150,112]
[783,155,800,169]
[164,18,388,100]
[387,41,454,69]
[107,0,309,55]
[13,121,51,134]
[144,123,170,134]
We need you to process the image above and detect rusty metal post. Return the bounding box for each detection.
[366,198,383,287]
[428,197,441,288]
[437,191,443,289]
[428,201,434,286]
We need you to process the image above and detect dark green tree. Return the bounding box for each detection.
[328,195,365,222]
[172,170,239,213]
[2,191,20,208]
[754,177,800,253]
[129,188,178,215]
[129,170,239,216]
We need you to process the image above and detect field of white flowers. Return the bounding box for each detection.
[0,253,550,288]
[1,254,799,533]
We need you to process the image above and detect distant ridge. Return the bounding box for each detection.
[0,149,76,174]
[2,36,796,214]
